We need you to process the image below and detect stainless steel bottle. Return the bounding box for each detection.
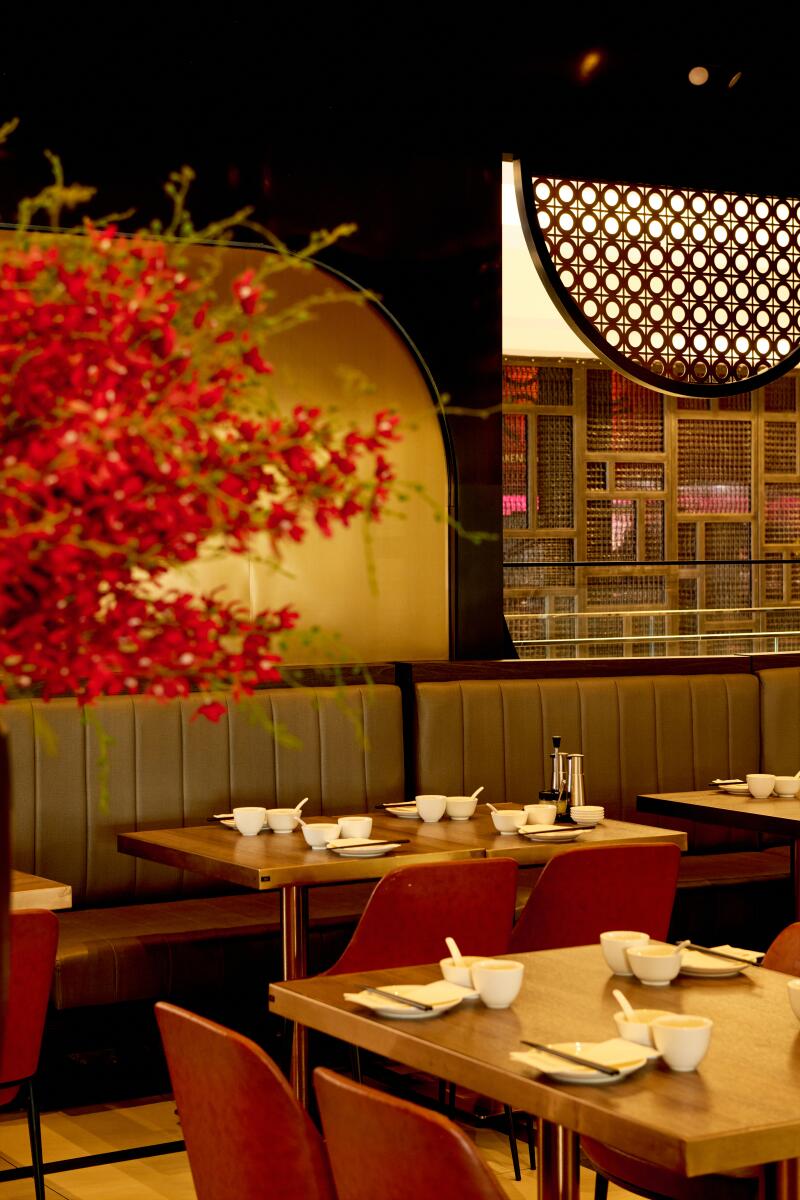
[566,753,585,810]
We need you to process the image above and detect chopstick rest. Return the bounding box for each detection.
[519,1040,621,1076]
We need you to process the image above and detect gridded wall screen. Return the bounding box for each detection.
[502,358,800,658]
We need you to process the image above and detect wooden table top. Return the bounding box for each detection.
[118,811,687,889]
[270,944,800,1179]
[399,809,687,864]
[10,869,72,911]
[638,789,800,837]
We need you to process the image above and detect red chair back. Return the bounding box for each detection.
[155,1002,335,1200]
[314,1066,508,1200]
[763,922,800,975]
[509,843,680,954]
[0,910,58,1106]
[326,858,518,975]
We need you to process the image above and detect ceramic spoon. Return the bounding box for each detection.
[445,936,464,963]
[612,988,635,1019]
[294,796,310,813]
[470,785,485,800]
[485,803,499,813]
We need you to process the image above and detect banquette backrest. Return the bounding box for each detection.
[7,685,403,907]
[414,673,761,852]
[758,666,800,773]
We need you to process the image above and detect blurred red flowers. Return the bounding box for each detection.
[0,220,399,709]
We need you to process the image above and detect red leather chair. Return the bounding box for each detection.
[320,857,526,1177]
[326,858,519,975]
[314,1065,510,1200]
[584,918,799,1200]
[509,843,681,953]
[0,910,59,1200]
[155,1001,335,1200]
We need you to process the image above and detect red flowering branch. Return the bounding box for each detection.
[0,157,400,719]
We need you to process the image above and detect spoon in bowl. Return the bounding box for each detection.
[293,797,310,813]
[612,988,635,1019]
[445,936,464,963]
[485,803,499,813]
[470,785,485,800]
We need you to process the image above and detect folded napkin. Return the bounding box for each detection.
[711,944,763,961]
[519,823,567,834]
[511,1037,659,1075]
[344,980,477,1012]
[682,944,762,966]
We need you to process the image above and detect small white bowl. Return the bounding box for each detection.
[524,803,557,825]
[613,1007,673,1047]
[301,822,340,850]
[651,1014,713,1071]
[774,776,800,798]
[570,805,604,819]
[490,809,526,835]
[445,796,478,821]
[626,943,682,986]
[415,794,447,823]
[440,955,482,988]
[746,773,776,799]
[788,978,800,1020]
[338,816,373,839]
[600,930,650,975]
[266,808,301,833]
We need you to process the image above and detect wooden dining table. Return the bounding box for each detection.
[637,788,800,914]
[270,943,800,1200]
[10,868,72,911]
[118,809,686,1101]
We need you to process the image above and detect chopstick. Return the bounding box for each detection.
[377,802,416,810]
[520,1041,621,1076]
[335,839,411,848]
[364,987,434,1011]
[678,942,762,964]
[208,814,234,822]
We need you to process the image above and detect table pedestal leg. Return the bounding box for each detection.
[536,1120,579,1200]
[281,885,309,1105]
[765,1158,800,1200]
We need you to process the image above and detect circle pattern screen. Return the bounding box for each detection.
[529,176,800,392]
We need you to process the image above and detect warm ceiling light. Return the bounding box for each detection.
[514,164,800,397]
[577,49,604,81]
[688,65,709,86]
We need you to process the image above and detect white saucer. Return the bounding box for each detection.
[679,949,752,978]
[344,981,475,1019]
[511,1038,654,1085]
[327,838,403,858]
[220,818,268,832]
[385,805,420,819]
[519,826,583,843]
[719,783,751,795]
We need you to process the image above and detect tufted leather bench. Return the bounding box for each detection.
[7,685,403,1008]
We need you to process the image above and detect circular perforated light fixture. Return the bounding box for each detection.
[514,161,800,397]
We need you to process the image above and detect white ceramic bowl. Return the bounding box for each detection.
[788,978,800,1020]
[600,930,650,975]
[232,806,267,836]
[471,959,524,1009]
[445,796,478,821]
[774,776,800,798]
[337,815,373,839]
[301,822,340,849]
[266,807,301,834]
[415,794,447,822]
[626,943,682,986]
[613,1007,673,1047]
[746,772,776,799]
[524,802,557,825]
[490,809,526,835]
[439,955,482,988]
[651,1014,713,1071]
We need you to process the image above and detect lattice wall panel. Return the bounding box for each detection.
[520,172,800,394]
[765,422,797,474]
[586,370,664,451]
[765,484,800,544]
[536,415,574,528]
[586,499,637,561]
[677,418,751,513]
[615,462,664,491]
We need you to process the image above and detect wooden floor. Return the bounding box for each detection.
[0,1097,638,1198]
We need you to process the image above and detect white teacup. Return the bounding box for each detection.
[788,978,800,1020]
[626,943,682,987]
[746,773,776,799]
[490,809,526,835]
[774,776,800,798]
[471,959,524,1009]
[524,803,557,825]
[439,955,482,988]
[337,815,373,839]
[651,1014,713,1071]
[613,1007,673,1047]
[415,794,447,823]
[232,806,267,836]
[301,822,340,850]
[266,808,301,834]
[599,930,650,975]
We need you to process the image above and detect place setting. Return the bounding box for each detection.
[599,929,763,984]
[383,786,483,822]
[711,772,800,799]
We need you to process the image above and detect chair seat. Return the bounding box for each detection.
[582,1137,760,1200]
[53,884,377,1008]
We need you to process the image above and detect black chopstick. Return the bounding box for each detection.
[364,987,433,1011]
[678,942,762,964]
[520,1040,621,1076]
[335,839,411,848]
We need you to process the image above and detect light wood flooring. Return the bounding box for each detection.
[0,1096,638,1198]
